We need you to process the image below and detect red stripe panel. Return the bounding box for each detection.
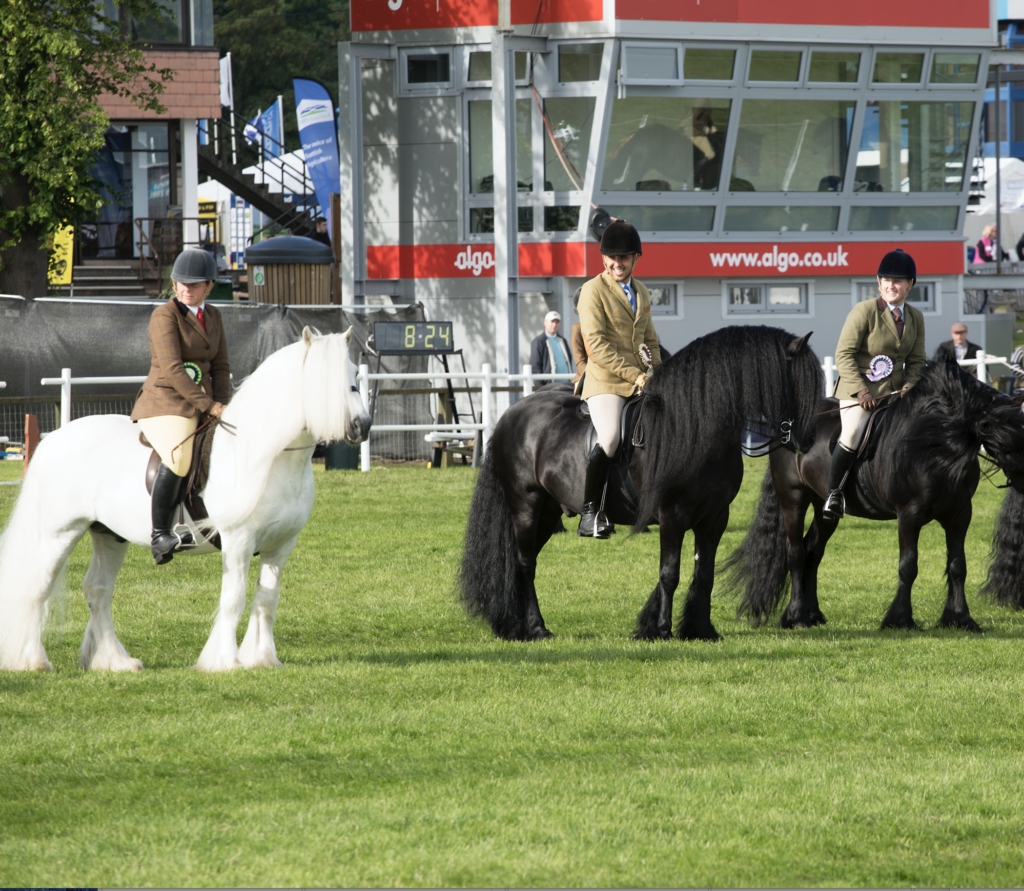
[617,0,985,27]
[352,0,601,33]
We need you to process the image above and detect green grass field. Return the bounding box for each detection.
[1,456,1023,887]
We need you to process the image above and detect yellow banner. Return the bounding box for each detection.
[47,224,74,286]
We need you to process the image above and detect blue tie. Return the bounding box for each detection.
[622,282,636,314]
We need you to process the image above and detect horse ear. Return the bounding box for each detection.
[787,332,812,355]
[302,327,315,351]
[343,325,354,344]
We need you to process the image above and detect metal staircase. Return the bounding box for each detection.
[192,111,320,239]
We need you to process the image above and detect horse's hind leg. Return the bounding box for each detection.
[80,532,141,671]
[195,540,252,672]
[238,535,298,668]
[512,498,556,640]
[677,506,728,642]
[938,502,982,633]
[782,500,834,629]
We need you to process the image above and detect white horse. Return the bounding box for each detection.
[0,327,371,673]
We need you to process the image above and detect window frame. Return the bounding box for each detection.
[398,46,457,97]
[743,46,807,87]
[619,41,684,88]
[461,45,532,89]
[851,278,941,314]
[644,282,681,317]
[723,280,812,317]
[867,47,929,91]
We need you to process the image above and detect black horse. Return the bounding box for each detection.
[981,422,1024,611]
[459,326,822,642]
[723,359,1024,632]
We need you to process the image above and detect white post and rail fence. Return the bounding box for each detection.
[28,353,1016,474]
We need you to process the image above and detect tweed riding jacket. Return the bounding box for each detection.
[579,271,662,399]
[833,296,926,400]
[131,298,231,420]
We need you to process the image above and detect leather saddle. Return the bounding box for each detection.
[822,399,896,519]
[575,392,648,525]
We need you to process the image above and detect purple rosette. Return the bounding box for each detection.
[866,354,894,382]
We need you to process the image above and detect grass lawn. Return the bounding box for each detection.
[1,456,1023,887]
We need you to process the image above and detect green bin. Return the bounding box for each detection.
[324,441,360,470]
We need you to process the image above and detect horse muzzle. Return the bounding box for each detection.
[346,412,372,444]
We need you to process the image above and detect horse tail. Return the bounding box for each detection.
[0,449,63,670]
[458,448,523,640]
[720,467,791,625]
[980,487,1024,610]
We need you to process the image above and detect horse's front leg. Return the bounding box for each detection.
[880,511,922,631]
[238,535,298,668]
[677,506,728,642]
[634,505,686,640]
[938,501,982,633]
[195,540,253,672]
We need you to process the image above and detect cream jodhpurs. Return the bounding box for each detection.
[137,414,199,477]
[838,399,871,451]
[587,393,626,456]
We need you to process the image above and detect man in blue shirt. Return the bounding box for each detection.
[528,310,573,386]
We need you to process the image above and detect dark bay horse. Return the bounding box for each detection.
[723,360,1024,632]
[459,326,822,642]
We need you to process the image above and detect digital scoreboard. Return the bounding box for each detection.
[373,321,455,354]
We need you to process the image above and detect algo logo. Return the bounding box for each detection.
[454,247,496,276]
[709,244,850,273]
[387,0,401,9]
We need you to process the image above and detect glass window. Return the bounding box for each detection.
[873,53,924,84]
[544,97,596,191]
[132,0,182,42]
[749,50,802,82]
[190,0,213,46]
[808,52,860,83]
[602,97,731,191]
[468,99,533,194]
[728,283,807,313]
[623,45,678,81]
[407,53,451,84]
[684,48,735,80]
[558,44,603,82]
[467,52,528,83]
[544,207,580,231]
[470,207,533,234]
[732,99,855,191]
[848,206,959,230]
[602,206,715,231]
[857,280,934,310]
[723,206,839,232]
[647,284,678,315]
[855,101,974,192]
[930,53,981,85]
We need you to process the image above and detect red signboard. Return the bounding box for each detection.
[618,0,986,28]
[367,241,965,279]
[352,0,602,33]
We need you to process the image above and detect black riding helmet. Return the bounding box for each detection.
[171,248,217,284]
[877,248,916,285]
[599,219,642,256]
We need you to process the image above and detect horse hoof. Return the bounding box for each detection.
[880,619,920,632]
[528,627,554,641]
[678,627,723,643]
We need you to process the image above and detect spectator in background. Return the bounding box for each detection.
[310,218,332,248]
[975,223,1009,264]
[529,310,573,387]
[934,323,982,364]
[1009,344,1024,394]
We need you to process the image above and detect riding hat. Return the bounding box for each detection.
[599,219,642,257]
[171,248,217,284]
[877,248,916,284]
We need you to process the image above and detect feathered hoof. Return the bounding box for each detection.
[880,617,920,632]
[526,626,554,641]
[676,625,723,643]
[939,612,985,634]
[781,610,827,630]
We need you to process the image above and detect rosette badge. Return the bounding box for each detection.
[866,355,894,382]
[183,362,203,384]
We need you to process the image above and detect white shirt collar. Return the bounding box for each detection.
[185,302,205,317]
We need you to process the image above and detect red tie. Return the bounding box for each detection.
[196,306,206,331]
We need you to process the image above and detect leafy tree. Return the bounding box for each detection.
[213,0,349,149]
[0,0,173,297]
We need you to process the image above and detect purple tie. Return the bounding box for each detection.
[892,306,904,339]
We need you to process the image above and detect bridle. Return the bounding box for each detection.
[741,351,804,457]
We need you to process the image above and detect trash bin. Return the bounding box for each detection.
[324,441,360,470]
[210,278,233,300]
[244,235,334,305]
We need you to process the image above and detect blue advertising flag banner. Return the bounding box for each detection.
[292,77,340,236]
[261,101,282,159]
[243,111,262,146]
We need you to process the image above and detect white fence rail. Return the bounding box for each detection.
[34,352,1020,472]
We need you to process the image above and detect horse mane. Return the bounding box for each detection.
[872,359,1024,493]
[632,325,822,529]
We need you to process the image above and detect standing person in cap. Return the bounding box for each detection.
[576,219,662,538]
[131,248,231,564]
[528,309,573,388]
[824,248,926,520]
[934,322,981,364]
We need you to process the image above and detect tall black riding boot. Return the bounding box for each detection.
[578,444,614,539]
[151,464,186,565]
[822,444,857,521]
